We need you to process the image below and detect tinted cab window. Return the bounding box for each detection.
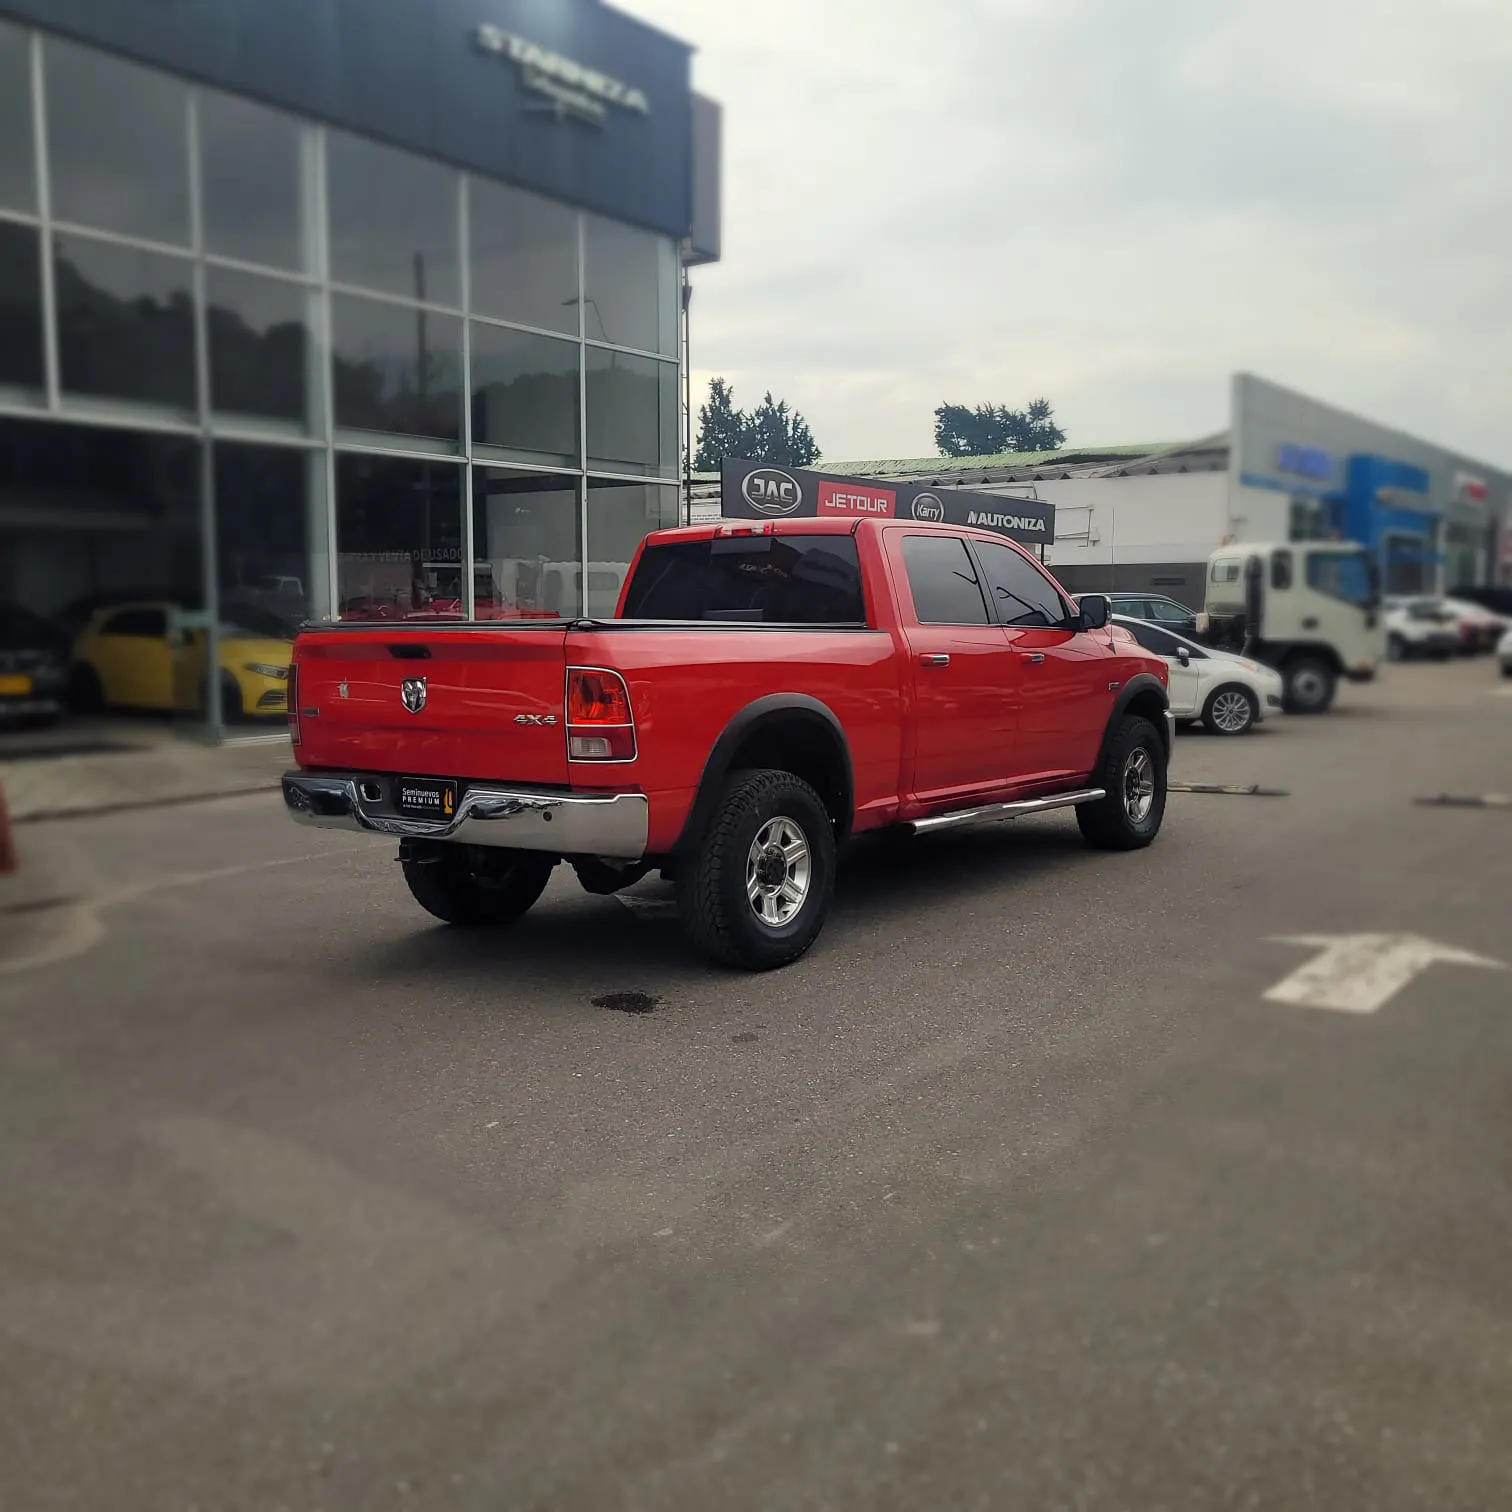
[900,536,989,624]
[974,540,1068,627]
[622,534,866,623]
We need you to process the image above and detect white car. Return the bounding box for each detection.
[1499,626,1512,678]
[1112,615,1284,735]
[1383,597,1462,660]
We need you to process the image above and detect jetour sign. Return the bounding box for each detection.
[474,24,651,125]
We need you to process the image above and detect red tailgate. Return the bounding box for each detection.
[292,627,571,785]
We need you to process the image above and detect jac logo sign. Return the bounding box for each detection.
[741,468,804,516]
[911,492,945,523]
[818,480,895,517]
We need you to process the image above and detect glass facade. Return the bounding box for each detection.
[0,21,682,738]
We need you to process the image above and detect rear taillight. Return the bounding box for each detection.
[287,662,301,745]
[566,666,636,761]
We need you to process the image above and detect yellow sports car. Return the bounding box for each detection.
[70,602,295,721]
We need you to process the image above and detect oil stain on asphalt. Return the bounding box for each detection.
[593,990,661,1016]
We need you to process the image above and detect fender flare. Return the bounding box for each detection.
[1095,673,1172,773]
[675,694,855,854]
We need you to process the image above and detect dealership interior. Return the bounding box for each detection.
[0,18,684,737]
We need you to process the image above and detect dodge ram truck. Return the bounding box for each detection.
[283,518,1173,970]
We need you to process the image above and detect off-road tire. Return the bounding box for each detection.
[677,768,836,971]
[1202,684,1257,736]
[1076,715,1167,852]
[1282,656,1336,714]
[402,845,555,927]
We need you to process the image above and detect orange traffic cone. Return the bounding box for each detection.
[0,784,16,876]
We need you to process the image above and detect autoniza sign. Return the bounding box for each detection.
[720,460,1055,546]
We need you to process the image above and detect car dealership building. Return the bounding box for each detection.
[0,0,718,732]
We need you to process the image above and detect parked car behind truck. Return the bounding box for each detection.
[1204,541,1384,713]
[284,519,1174,970]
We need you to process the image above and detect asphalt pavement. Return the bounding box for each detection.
[2,660,1510,1511]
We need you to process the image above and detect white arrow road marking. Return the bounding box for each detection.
[1266,933,1506,1014]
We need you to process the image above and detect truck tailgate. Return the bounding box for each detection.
[292,627,571,784]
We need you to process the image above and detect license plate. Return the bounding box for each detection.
[0,674,33,697]
[396,778,458,820]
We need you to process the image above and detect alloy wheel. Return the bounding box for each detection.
[1122,747,1156,823]
[1211,690,1253,733]
[746,816,812,928]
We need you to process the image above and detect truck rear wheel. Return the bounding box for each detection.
[1076,715,1167,851]
[677,768,836,971]
[401,844,555,927]
[1283,657,1335,714]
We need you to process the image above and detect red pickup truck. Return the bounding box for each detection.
[283,518,1172,969]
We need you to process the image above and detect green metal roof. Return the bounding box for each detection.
[821,444,1178,479]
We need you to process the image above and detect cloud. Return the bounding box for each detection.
[621,0,1512,465]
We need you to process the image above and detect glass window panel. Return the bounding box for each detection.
[0,221,43,392]
[0,22,34,213]
[584,216,678,355]
[0,417,203,732]
[332,294,462,444]
[327,132,460,307]
[336,454,463,620]
[200,90,307,272]
[207,268,310,426]
[55,234,195,411]
[973,540,1069,627]
[472,468,581,619]
[585,480,679,618]
[471,323,579,466]
[215,444,310,719]
[621,534,868,626]
[586,349,678,477]
[45,39,189,244]
[901,535,989,625]
[469,179,577,332]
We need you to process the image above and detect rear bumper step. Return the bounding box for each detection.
[282,772,648,859]
[906,787,1106,836]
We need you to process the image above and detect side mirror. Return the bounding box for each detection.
[1077,594,1110,630]
[1177,646,1191,667]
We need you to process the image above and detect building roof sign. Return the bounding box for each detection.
[475,23,650,125]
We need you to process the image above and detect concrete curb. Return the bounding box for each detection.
[14,780,284,826]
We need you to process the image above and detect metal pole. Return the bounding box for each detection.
[682,266,693,526]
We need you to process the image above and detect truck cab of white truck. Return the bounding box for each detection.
[1204,542,1384,713]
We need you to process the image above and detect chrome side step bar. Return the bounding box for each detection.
[905,788,1106,836]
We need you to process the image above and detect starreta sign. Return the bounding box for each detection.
[720,459,1055,546]
[817,479,896,517]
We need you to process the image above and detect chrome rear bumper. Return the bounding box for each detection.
[282,772,648,859]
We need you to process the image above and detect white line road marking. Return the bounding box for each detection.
[1265,933,1506,1015]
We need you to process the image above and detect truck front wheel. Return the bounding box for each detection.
[401,844,555,927]
[1076,715,1167,851]
[678,769,836,971]
[1283,657,1336,714]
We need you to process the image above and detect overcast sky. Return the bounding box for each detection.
[618,0,1512,466]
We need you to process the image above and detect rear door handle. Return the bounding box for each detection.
[1021,652,1046,664]
[919,653,950,667]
